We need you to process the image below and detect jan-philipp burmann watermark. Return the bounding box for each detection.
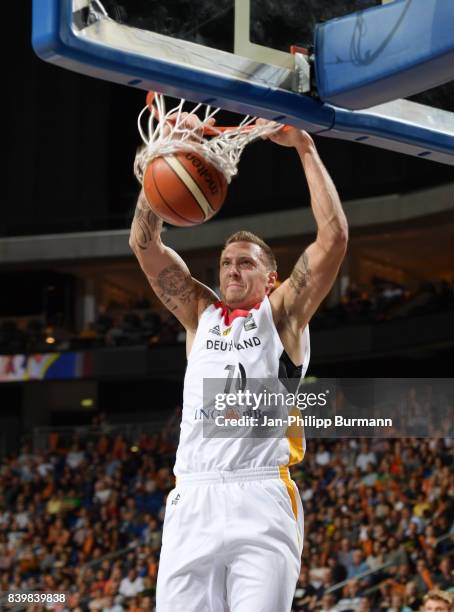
[212,389,392,429]
[201,378,454,438]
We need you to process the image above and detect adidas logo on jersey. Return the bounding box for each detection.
[244,313,257,331]
[171,493,181,505]
[209,325,221,336]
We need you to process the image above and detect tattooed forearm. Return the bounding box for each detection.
[289,252,311,294]
[130,195,163,250]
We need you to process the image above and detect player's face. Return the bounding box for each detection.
[219,242,276,310]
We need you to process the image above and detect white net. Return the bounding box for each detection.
[134,93,282,184]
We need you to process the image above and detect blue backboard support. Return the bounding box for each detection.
[32,0,454,165]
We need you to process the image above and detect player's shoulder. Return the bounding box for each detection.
[190,279,219,326]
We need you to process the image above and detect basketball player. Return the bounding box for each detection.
[129,120,348,612]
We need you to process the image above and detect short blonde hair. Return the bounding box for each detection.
[224,231,277,271]
[423,590,454,611]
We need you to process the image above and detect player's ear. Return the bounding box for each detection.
[266,271,278,294]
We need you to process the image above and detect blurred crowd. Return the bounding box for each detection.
[0,409,452,611]
[292,436,453,610]
[312,277,454,330]
[0,277,453,354]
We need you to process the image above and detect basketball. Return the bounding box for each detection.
[143,152,228,226]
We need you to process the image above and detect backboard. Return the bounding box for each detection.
[33,0,454,164]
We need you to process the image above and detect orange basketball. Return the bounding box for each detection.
[143,152,228,226]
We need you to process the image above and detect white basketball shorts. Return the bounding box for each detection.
[156,466,304,612]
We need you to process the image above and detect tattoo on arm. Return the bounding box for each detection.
[158,265,194,304]
[155,265,215,314]
[289,252,311,294]
[131,200,163,250]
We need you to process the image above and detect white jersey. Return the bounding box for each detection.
[174,296,310,475]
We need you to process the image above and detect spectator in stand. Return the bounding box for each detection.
[346,549,370,583]
[66,443,85,470]
[434,557,453,590]
[356,441,377,473]
[388,564,414,597]
[315,443,331,467]
[118,569,144,598]
[404,581,423,611]
[425,547,441,575]
[366,540,385,572]
[422,590,454,612]
[334,579,363,611]
[327,555,348,583]
[357,597,372,612]
[385,536,407,568]
[387,592,413,612]
[292,566,318,610]
[319,592,337,611]
[337,537,354,572]
[415,558,435,594]
[404,522,422,555]
[101,595,124,612]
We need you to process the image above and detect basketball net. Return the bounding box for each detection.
[134,93,283,184]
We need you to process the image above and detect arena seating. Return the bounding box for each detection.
[0,408,452,611]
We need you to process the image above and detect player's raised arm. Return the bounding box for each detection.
[261,122,348,329]
[129,190,217,331]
